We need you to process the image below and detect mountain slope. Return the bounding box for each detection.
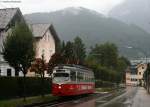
[25,7,150,58]
[109,0,150,33]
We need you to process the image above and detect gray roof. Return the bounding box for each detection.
[0,8,19,29]
[30,23,60,46]
[30,24,51,38]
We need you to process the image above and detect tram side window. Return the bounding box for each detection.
[84,73,86,81]
[86,75,89,82]
[85,74,89,82]
[70,71,76,81]
[88,75,90,82]
[87,75,92,82]
[89,76,92,82]
[85,75,87,81]
[77,72,84,82]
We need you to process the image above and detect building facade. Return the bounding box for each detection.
[26,24,60,77]
[126,63,147,86]
[0,8,24,77]
[0,8,60,77]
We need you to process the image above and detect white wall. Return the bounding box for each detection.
[35,29,55,63]
[137,64,147,79]
[0,62,23,77]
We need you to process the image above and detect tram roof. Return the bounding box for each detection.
[54,64,92,72]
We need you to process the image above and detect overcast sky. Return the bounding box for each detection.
[0,0,125,15]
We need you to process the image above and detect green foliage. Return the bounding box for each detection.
[95,80,116,88]
[60,41,66,54]
[144,63,150,80]
[117,57,129,72]
[2,22,35,75]
[57,36,86,64]
[0,77,51,100]
[73,36,86,63]
[2,22,35,101]
[87,63,120,83]
[0,95,58,107]
[31,56,46,77]
[64,41,75,61]
[48,53,65,74]
[30,56,47,97]
[86,42,130,83]
[90,42,118,69]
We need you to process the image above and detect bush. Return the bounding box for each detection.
[0,77,51,100]
[90,64,121,83]
[95,80,116,88]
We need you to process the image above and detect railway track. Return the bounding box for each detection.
[23,88,126,107]
[23,93,103,107]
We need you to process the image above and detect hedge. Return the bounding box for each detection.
[0,77,117,100]
[0,77,51,100]
[95,80,117,88]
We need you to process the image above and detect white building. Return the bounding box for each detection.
[27,23,60,77]
[0,8,60,77]
[0,8,24,77]
[31,24,60,63]
[126,63,147,86]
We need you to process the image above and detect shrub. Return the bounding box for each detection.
[95,80,116,88]
[0,77,51,100]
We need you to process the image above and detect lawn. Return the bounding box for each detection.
[96,87,117,92]
[0,94,58,107]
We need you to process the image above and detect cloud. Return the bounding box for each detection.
[0,0,125,15]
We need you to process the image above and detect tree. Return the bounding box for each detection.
[90,42,118,69]
[59,37,86,65]
[63,41,75,64]
[2,22,35,101]
[144,63,150,93]
[30,55,47,97]
[73,36,86,64]
[86,42,130,83]
[60,40,66,54]
[48,53,64,74]
[116,56,130,82]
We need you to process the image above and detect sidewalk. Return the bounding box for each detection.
[132,87,150,107]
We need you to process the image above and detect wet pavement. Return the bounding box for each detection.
[49,87,150,107]
[98,86,138,107]
[100,87,150,107]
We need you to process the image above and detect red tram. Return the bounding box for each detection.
[52,64,95,96]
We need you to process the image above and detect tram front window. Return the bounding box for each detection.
[54,73,69,77]
[53,73,69,82]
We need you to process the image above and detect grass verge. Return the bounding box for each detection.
[0,94,58,107]
[96,87,115,92]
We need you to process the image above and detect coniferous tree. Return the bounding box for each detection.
[73,36,86,64]
[64,41,75,63]
[2,22,35,101]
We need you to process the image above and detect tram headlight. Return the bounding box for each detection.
[58,86,61,89]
